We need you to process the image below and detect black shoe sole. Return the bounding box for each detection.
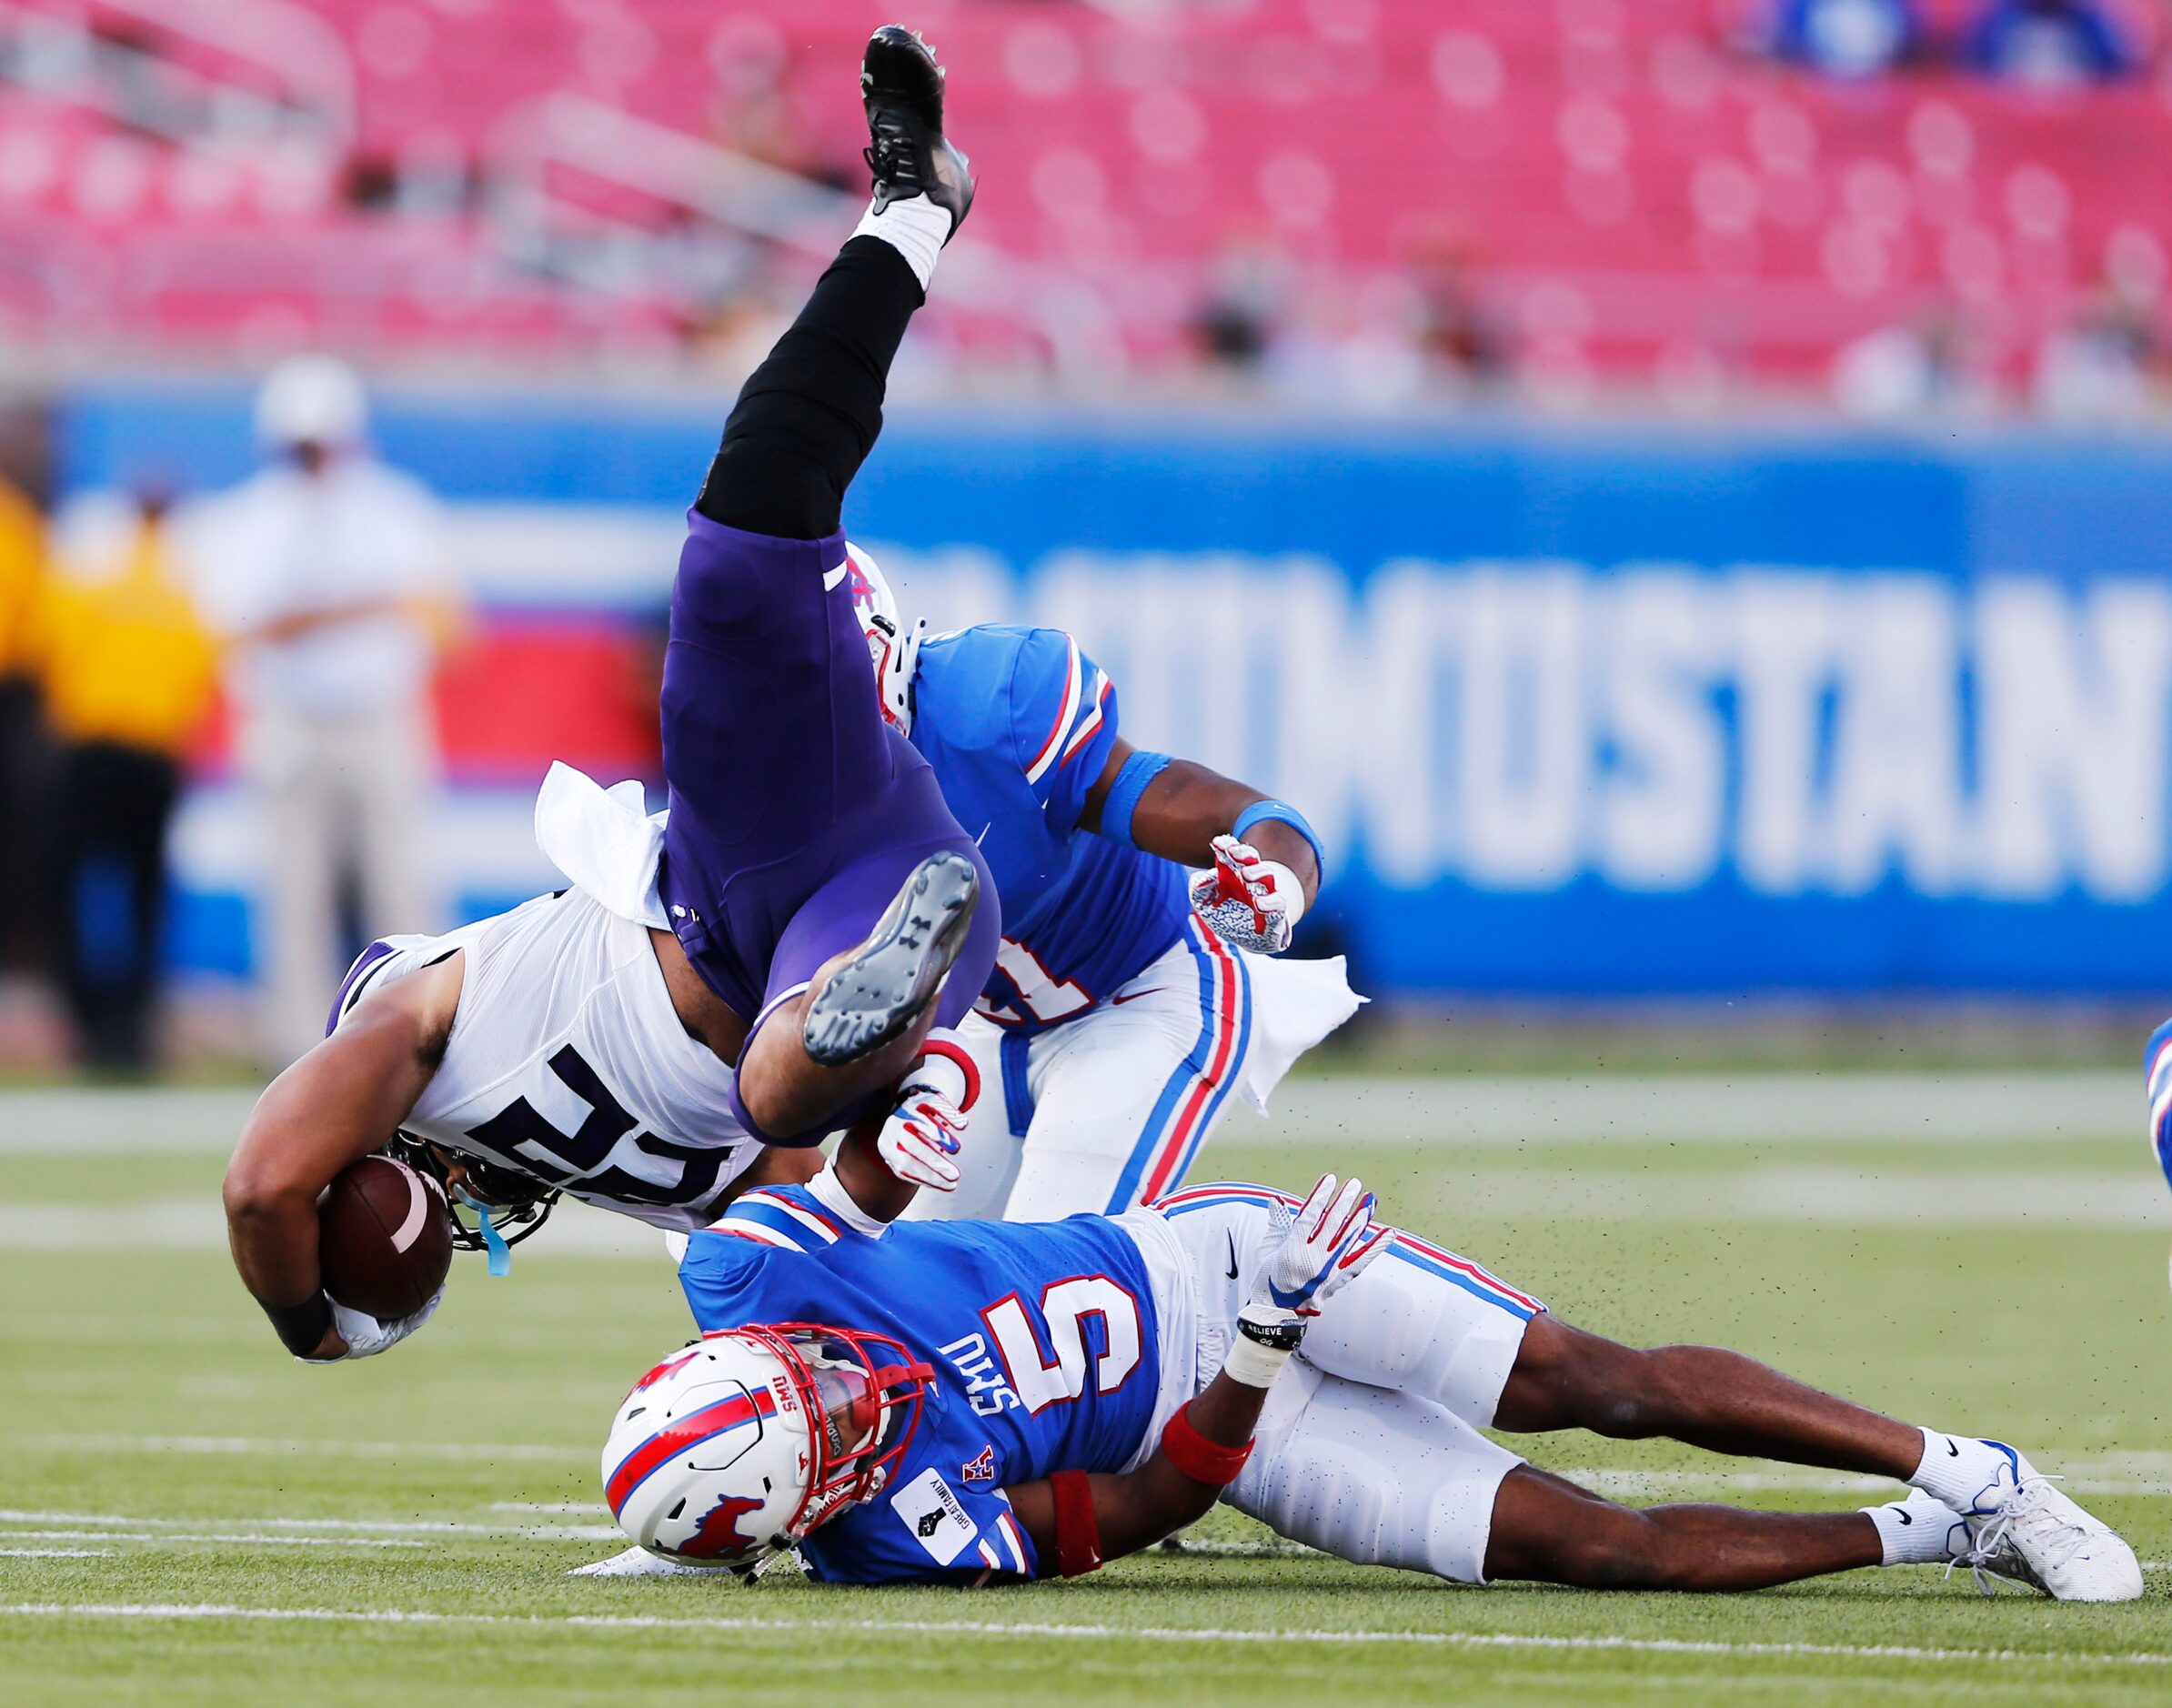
[863,25,945,130]
[801,850,979,1068]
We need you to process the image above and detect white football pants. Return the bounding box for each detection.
[910,922,1361,1224]
[1149,1182,1544,1585]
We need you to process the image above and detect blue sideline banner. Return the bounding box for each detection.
[61,387,2172,997]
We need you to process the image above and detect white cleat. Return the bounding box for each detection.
[569,1544,736,1579]
[1958,1443,2144,1603]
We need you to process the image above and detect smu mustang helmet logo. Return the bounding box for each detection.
[960,1444,996,1483]
[679,1492,767,1560]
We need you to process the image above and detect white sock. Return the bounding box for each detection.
[1860,1490,1966,1566]
[850,194,952,292]
[1906,1428,2016,1513]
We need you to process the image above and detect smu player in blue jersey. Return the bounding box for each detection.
[837,553,1362,1221]
[2145,1019,2172,1195]
[584,1120,2139,1600]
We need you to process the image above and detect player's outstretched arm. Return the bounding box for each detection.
[1081,737,1323,954]
[1007,1175,1387,1574]
[808,1040,979,1227]
[223,955,462,1361]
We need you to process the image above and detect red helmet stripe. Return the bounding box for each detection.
[606,1386,778,1516]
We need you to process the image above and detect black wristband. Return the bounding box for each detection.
[263,1291,334,1357]
[1236,1312,1306,1352]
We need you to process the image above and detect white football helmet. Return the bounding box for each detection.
[602,1323,932,1572]
[840,541,923,734]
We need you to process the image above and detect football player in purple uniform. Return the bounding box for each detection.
[223,27,999,1365]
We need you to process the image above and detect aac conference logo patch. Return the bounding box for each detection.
[960,1444,996,1483]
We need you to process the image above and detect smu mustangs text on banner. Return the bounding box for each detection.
[57,392,2172,996]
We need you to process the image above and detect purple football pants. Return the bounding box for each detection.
[655,510,998,1046]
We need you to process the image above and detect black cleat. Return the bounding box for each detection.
[861,24,974,238]
[802,849,980,1067]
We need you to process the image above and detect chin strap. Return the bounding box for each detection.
[461,1191,513,1278]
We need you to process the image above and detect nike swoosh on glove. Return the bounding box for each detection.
[1191,835,1303,955]
[1248,1173,1390,1323]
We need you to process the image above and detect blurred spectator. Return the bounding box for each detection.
[1765,0,1926,77]
[1405,226,1513,395]
[2035,281,2158,419]
[1965,0,2137,85]
[1832,307,1993,417]
[0,463,50,976]
[189,356,458,1067]
[1191,236,1292,378]
[34,487,216,1070]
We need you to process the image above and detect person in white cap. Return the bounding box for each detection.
[189,354,458,1066]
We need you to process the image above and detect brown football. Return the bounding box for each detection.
[318,1155,454,1320]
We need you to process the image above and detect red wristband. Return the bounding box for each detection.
[1049,1470,1102,1578]
[1160,1402,1254,1487]
[915,1038,982,1113]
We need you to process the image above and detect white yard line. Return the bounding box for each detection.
[3,1163,2158,1253]
[0,1074,2141,1158]
[1,1602,2168,1670]
[1252,1072,2141,1146]
[1569,1466,2172,1498]
[489,1502,604,1515]
[0,1511,615,1542]
[0,1528,427,1549]
[0,1088,258,1153]
[0,1549,109,1558]
[29,1434,586,1462]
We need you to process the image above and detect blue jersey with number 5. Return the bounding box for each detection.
[678,1184,1163,1583]
[910,626,1192,1033]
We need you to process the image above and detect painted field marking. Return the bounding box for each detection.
[0,1074,2140,1158]
[5,1167,2157,1251]
[25,1434,586,1462]
[0,1549,110,1559]
[0,1529,427,1550]
[1,1602,2169,1671]
[488,1502,604,1515]
[0,1511,617,1542]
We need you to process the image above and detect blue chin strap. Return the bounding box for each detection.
[460,1191,514,1278]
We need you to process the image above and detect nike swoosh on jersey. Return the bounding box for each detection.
[1225,1231,1240,1281]
[1111,988,1168,1006]
[823,562,850,590]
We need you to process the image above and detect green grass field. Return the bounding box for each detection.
[3,1077,2167,1705]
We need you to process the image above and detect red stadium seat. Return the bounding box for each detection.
[0,0,2160,385]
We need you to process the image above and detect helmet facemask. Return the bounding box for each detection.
[754,1322,933,1540]
[381,1134,559,1255]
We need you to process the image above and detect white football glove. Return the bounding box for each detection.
[306,1284,444,1362]
[1191,835,1304,955]
[874,1087,967,1192]
[1248,1174,1388,1324]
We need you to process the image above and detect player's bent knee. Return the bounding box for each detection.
[1487,1471,1674,1591]
[1552,1512,1677,1591]
[1499,1317,1664,1438]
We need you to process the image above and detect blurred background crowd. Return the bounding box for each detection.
[0,0,2165,415]
[1,0,2169,1077]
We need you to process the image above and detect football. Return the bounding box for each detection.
[317,1155,454,1321]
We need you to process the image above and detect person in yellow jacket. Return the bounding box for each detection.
[0,473,47,974]
[35,487,218,1069]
